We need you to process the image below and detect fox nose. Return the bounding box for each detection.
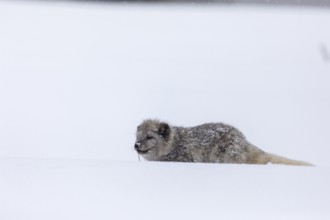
[134,142,140,150]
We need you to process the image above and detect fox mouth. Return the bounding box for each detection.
[136,147,155,155]
[137,149,150,154]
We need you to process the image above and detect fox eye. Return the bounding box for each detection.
[146,136,153,140]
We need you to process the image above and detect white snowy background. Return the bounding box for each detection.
[0,1,330,219]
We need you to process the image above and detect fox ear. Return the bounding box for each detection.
[158,123,170,140]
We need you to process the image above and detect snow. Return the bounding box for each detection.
[0,158,329,220]
[0,1,330,219]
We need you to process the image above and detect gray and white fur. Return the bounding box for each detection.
[134,119,312,166]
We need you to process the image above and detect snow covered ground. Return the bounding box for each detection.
[0,1,330,219]
[1,158,329,220]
